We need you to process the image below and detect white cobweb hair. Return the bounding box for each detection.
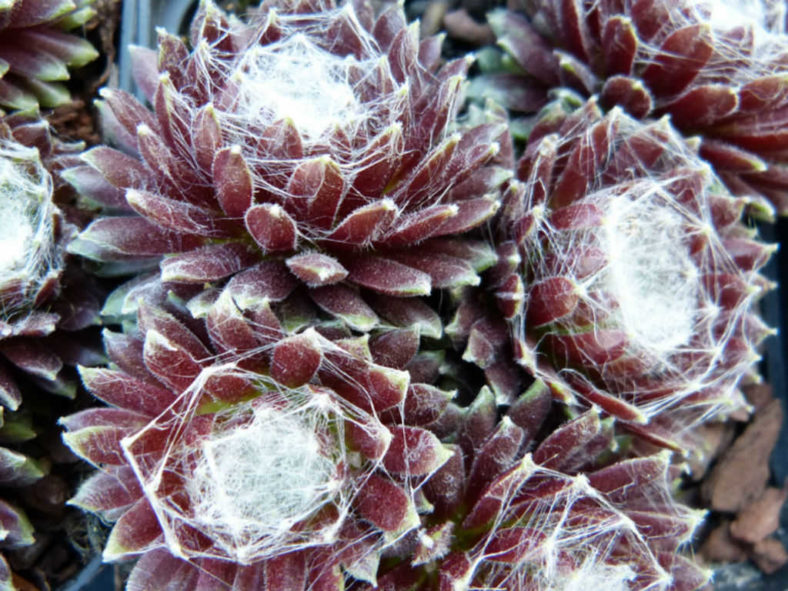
[0,137,61,323]
[116,326,440,583]
[617,0,788,87]
[462,454,706,591]
[174,0,469,244]
[516,108,768,425]
[206,3,412,155]
[119,363,366,565]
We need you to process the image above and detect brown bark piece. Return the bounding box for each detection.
[701,399,783,512]
[699,521,748,563]
[750,537,788,574]
[730,486,788,544]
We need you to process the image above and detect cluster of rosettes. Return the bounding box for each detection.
[487,0,788,215]
[496,95,774,451]
[0,0,98,110]
[54,0,779,590]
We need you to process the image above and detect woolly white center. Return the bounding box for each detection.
[188,404,336,543]
[602,195,699,354]
[0,152,51,272]
[555,561,636,591]
[704,0,786,40]
[235,34,364,139]
[708,0,767,28]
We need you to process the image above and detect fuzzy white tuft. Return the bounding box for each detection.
[187,401,338,555]
[705,0,785,36]
[0,139,60,319]
[602,190,699,354]
[233,34,364,140]
[554,560,636,591]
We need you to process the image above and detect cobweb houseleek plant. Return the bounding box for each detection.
[57,0,780,589]
[485,0,788,216]
[496,94,775,453]
[67,0,510,326]
[62,294,454,588]
[0,109,102,589]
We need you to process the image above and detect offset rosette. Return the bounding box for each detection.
[489,0,788,215]
[498,98,774,449]
[0,110,98,405]
[441,451,708,591]
[67,0,510,332]
[367,382,708,590]
[62,298,453,588]
[0,0,98,109]
[0,110,99,588]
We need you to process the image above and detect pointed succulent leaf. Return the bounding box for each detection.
[126,549,200,591]
[310,285,379,332]
[286,253,348,287]
[369,327,419,369]
[126,189,230,237]
[383,426,451,475]
[160,242,258,284]
[467,416,526,502]
[507,380,552,445]
[0,500,34,548]
[641,24,713,97]
[369,294,442,339]
[0,447,45,486]
[246,203,299,253]
[346,256,431,296]
[213,146,253,218]
[69,466,142,516]
[69,217,204,261]
[325,199,398,247]
[143,329,203,393]
[79,366,176,417]
[356,474,418,533]
[103,498,164,561]
[271,330,323,387]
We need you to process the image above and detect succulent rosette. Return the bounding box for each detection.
[358,383,708,590]
[67,0,510,333]
[443,450,708,591]
[0,110,101,589]
[61,286,456,589]
[0,110,100,406]
[0,0,98,110]
[495,95,774,450]
[487,0,788,215]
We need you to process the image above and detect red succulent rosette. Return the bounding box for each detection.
[0,109,101,589]
[362,382,709,590]
[67,0,510,334]
[496,97,774,450]
[0,0,98,110]
[0,110,100,406]
[62,289,454,589]
[490,0,788,215]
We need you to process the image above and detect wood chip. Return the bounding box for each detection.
[701,399,783,512]
[730,487,788,544]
